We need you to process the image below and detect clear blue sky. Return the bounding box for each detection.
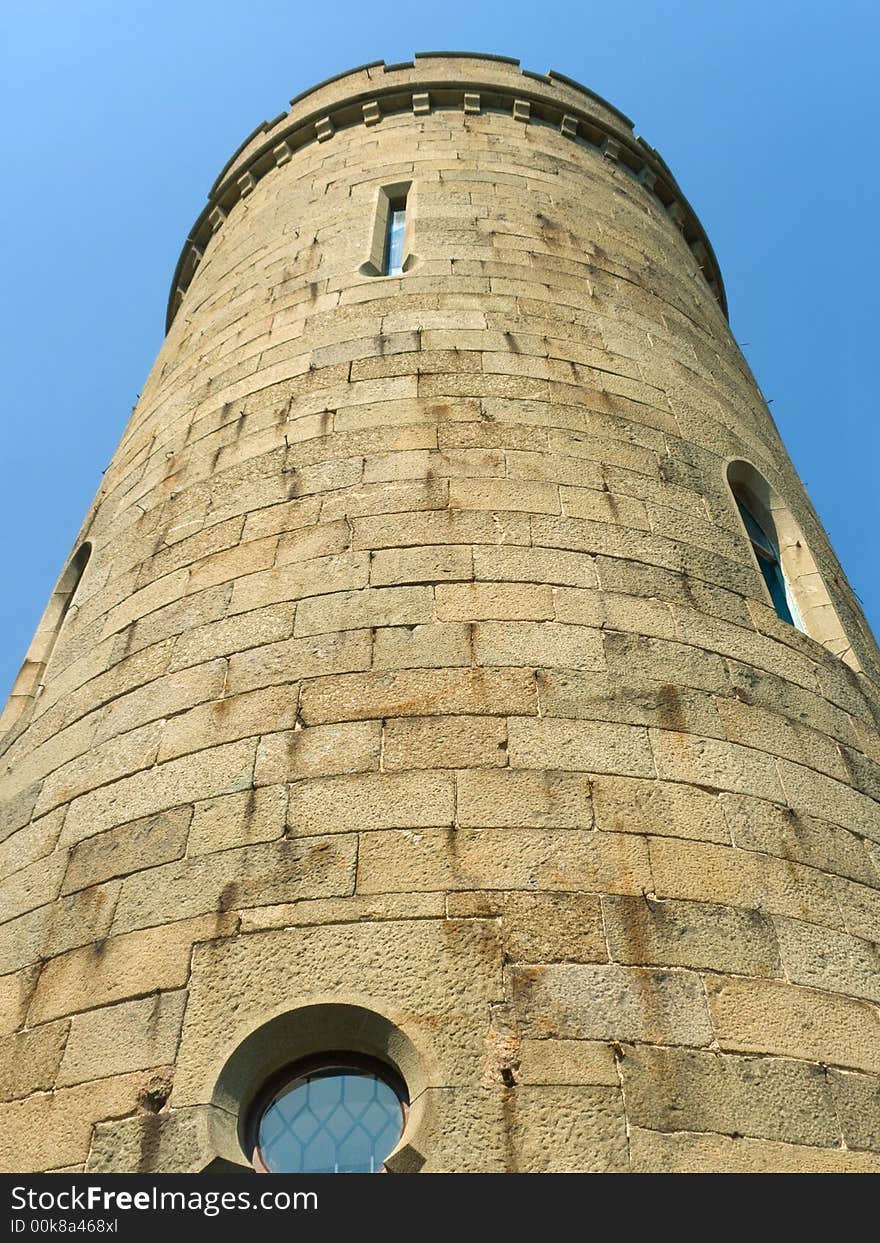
[1,1,878,703]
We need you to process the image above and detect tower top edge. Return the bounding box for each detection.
[165,53,728,331]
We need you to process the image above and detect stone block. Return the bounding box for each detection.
[649,730,785,800]
[448,478,560,514]
[517,1039,619,1086]
[86,1107,213,1173]
[436,582,554,621]
[510,962,713,1047]
[293,585,434,636]
[300,667,537,724]
[157,684,299,762]
[649,837,841,928]
[620,1044,838,1145]
[111,834,356,935]
[187,785,287,855]
[0,850,67,922]
[603,895,781,975]
[59,739,258,847]
[187,535,278,593]
[91,660,227,747]
[57,991,187,1087]
[62,806,191,894]
[497,892,606,962]
[592,775,730,842]
[473,620,605,671]
[255,721,381,785]
[538,671,723,737]
[372,623,471,669]
[827,1069,880,1152]
[289,771,455,834]
[0,1020,68,1101]
[705,974,880,1074]
[507,717,655,777]
[353,507,531,552]
[0,882,120,977]
[240,891,445,933]
[370,545,473,586]
[29,914,237,1024]
[0,1072,151,1173]
[0,966,39,1034]
[456,769,592,829]
[721,793,877,886]
[773,916,880,1005]
[383,715,506,770]
[474,545,598,588]
[629,1127,880,1173]
[226,628,371,694]
[356,828,651,896]
[229,553,370,616]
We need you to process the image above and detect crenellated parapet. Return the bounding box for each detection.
[166,53,727,329]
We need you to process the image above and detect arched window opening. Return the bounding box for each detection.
[360,182,414,277]
[733,494,801,629]
[0,542,92,733]
[726,461,859,669]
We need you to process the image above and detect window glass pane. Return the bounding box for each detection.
[735,497,796,626]
[385,205,406,275]
[257,1069,404,1173]
[756,553,795,625]
[736,499,776,558]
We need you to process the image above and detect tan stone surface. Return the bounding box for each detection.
[29,914,237,1024]
[510,963,713,1046]
[0,1072,150,1173]
[705,974,880,1074]
[517,1039,619,1086]
[62,806,192,893]
[619,1044,838,1145]
[58,991,187,1086]
[174,918,504,1105]
[2,54,879,1171]
[603,895,781,975]
[111,834,356,934]
[630,1128,880,1173]
[0,1020,69,1102]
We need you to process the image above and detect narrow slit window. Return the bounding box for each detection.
[384,197,407,276]
[734,495,802,629]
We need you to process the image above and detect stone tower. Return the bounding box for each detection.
[2,54,879,1175]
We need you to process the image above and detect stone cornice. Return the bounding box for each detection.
[165,56,728,331]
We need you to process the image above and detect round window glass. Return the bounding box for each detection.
[252,1058,407,1174]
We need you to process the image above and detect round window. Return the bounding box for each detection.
[250,1055,408,1174]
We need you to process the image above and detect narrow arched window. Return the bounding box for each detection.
[360,182,413,277]
[1,541,92,732]
[732,494,802,629]
[725,461,859,669]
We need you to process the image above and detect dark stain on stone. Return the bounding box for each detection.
[500,1086,519,1173]
[135,1115,164,1173]
[655,684,687,732]
[218,881,238,913]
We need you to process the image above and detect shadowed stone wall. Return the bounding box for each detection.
[1,53,879,1173]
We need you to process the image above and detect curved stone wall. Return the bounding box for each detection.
[1,54,879,1173]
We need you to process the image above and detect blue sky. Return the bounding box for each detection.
[1,0,877,702]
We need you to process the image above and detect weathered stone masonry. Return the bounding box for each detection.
[1,53,879,1173]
